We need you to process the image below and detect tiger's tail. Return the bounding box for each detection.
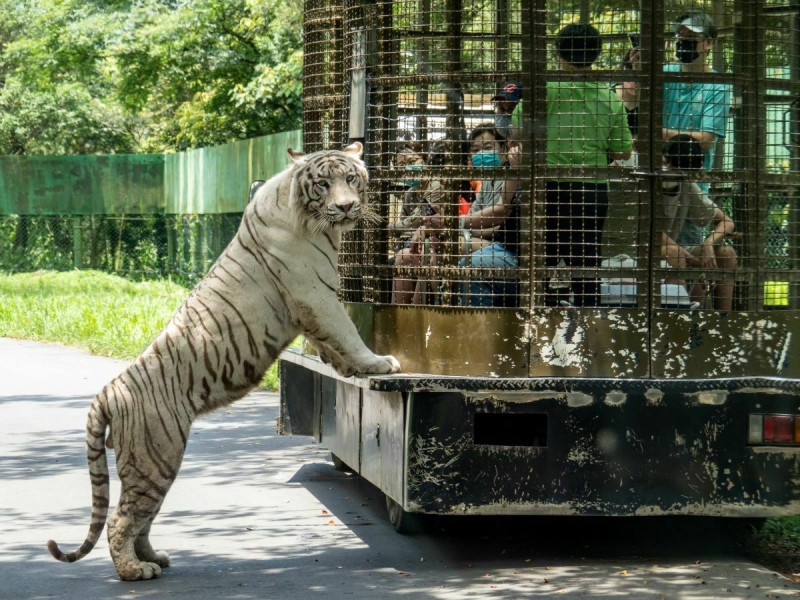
[47,391,111,563]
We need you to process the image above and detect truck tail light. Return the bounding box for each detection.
[748,413,800,445]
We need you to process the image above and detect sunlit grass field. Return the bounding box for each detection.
[0,270,282,389]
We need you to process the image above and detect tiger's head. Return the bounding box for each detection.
[287,142,378,234]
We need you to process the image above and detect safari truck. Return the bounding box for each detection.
[280,0,800,531]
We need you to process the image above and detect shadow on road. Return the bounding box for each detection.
[3,389,792,599]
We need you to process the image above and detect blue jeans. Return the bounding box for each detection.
[459,242,518,307]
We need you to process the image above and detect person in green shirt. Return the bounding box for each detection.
[546,23,633,306]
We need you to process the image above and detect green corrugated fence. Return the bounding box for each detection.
[0,154,164,215]
[0,130,302,283]
[164,129,303,214]
[0,129,302,216]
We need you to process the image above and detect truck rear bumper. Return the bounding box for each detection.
[279,349,800,517]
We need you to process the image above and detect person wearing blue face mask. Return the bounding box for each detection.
[391,141,445,304]
[389,142,442,242]
[423,122,523,307]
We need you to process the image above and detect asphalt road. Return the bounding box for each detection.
[1,337,798,600]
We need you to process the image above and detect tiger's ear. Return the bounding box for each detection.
[287,148,306,163]
[343,141,363,157]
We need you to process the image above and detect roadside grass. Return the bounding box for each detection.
[746,516,800,580]
[0,270,284,389]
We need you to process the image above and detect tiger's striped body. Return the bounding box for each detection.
[47,142,400,581]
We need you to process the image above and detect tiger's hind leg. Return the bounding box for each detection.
[108,448,184,580]
[134,510,170,568]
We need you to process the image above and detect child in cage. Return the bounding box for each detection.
[391,141,446,304]
[659,135,737,311]
[389,141,444,247]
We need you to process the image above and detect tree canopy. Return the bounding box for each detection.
[0,0,302,155]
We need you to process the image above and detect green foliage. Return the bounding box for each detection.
[747,516,800,577]
[0,0,135,154]
[112,0,303,151]
[0,0,302,154]
[0,214,244,287]
[0,79,133,155]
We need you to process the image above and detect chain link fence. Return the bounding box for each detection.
[0,214,241,286]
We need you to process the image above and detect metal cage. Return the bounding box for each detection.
[302,0,800,379]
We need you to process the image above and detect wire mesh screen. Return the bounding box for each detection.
[0,214,241,285]
[303,0,800,312]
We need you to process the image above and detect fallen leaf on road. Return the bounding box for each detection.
[322,509,329,514]
[618,570,628,575]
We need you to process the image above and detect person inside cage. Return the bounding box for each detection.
[389,140,445,248]
[545,23,633,307]
[623,13,731,253]
[492,81,523,142]
[391,140,446,304]
[659,135,737,311]
[611,38,640,167]
[418,121,523,307]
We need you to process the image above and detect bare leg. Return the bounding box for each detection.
[689,280,708,306]
[661,241,687,288]
[392,248,421,304]
[411,250,438,305]
[712,245,737,311]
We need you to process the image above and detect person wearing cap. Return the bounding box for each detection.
[663,12,731,251]
[545,23,633,307]
[492,82,523,140]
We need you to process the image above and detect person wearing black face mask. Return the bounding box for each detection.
[661,12,731,253]
[623,14,731,257]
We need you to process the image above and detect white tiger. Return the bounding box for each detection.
[47,142,400,581]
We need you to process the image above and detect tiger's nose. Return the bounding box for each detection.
[337,202,354,214]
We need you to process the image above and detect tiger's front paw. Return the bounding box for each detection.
[361,354,401,375]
